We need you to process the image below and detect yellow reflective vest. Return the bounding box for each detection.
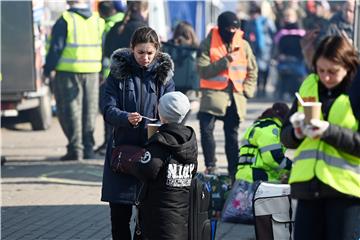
[56,11,104,73]
[289,74,360,198]
[102,12,124,78]
[236,118,291,183]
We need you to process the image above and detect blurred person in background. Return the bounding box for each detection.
[96,1,125,156]
[301,0,355,68]
[281,36,360,240]
[243,2,276,97]
[274,7,307,101]
[104,0,148,60]
[196,11,258,180]
[325,0,355,41]
[162,21,200,123]
[43,0,104,160]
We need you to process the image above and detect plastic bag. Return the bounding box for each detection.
[221,180,260,224]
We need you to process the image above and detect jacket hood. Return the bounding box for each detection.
[148,123,197,164]
[68,7,93,19]
[109,48,174,85]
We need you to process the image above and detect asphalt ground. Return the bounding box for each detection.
[1,98,279,240]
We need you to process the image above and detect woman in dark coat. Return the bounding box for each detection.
[101,26,175,240]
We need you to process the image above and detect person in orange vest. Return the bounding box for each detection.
[197,11,258,180]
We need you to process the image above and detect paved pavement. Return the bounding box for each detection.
[1,98,280,240]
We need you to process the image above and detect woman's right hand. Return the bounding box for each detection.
[128,112,142,127]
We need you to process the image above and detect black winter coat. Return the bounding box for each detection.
[101,49,175,204]
[350,66,360,120]
[138,123,198,240]
[281,77,360,199]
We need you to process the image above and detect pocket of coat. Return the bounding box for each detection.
[199,90,230,116]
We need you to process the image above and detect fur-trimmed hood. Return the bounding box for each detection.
[109,48,174,85]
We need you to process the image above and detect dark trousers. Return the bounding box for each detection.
[109,203,133,240]
[294,198,360,240]
[53,72,99,157]
[198,100,240,178]
[257,68,269,96]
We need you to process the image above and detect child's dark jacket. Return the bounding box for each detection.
[138,123,198,240]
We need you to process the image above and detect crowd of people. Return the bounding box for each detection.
[43,0,359,239]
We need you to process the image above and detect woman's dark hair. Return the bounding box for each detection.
[312,36,360,83]
[172,21,199,47]
[130,26,161,50]
[258,102,290,123]
[118,1,148,35]
[249,2,261,15]
[98,1,116,19]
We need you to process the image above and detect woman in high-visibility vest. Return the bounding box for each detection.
[280,36,360,240]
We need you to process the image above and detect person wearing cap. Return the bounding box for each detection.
[197,11,258,180]
[135,91,198,240]
[236,102,292,184]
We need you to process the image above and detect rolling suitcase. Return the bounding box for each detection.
[189,173,211,240]
[253,182,297,240]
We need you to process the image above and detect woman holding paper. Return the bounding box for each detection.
[280,35,360,240]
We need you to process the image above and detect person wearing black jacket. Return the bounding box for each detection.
[104,1,148,59]
[137,91,198,240]
[280,36,360,240]
[349,66,360,120]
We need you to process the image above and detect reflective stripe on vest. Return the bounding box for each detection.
[289,74,360,197]
[259,143,282,153]
[277,157,289,170]
[200,28,247,91]
[56,11,104,73]
[238,156,256,164]
[295,150,360,174]
[236,118,288,182]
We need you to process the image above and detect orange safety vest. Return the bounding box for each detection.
[200,28,248,91]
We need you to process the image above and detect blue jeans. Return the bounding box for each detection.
[198,100,240,178]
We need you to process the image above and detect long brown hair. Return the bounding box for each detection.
[118,1,148,35]
[312,36,359,83]
[172,21,199,47]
